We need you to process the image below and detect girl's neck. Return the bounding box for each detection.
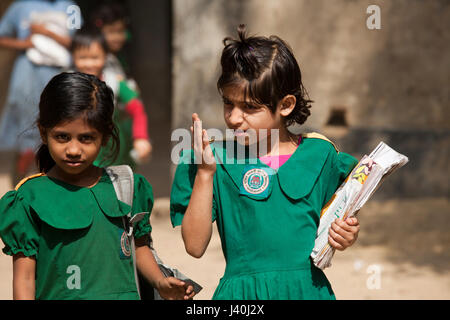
[47,165,103,188]
[259,126,299,157]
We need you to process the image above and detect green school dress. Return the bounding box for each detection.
[0,169,153,300]
[170,134,358,300]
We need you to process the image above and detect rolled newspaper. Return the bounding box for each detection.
[311,142,409,269]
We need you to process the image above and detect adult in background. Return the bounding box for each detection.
[0,0,77,184]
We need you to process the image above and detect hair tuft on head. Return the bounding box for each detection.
[218,25,313,127]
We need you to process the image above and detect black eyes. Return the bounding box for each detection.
[55,134,70,142]
[54,135,95,143]
[80,135,94,142]
[222,98,232,106]
[244,104,259,110]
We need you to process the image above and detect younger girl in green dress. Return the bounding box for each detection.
[0,72,193,300]
[170,25,361,300]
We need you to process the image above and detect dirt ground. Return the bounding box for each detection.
[0,174,449,300]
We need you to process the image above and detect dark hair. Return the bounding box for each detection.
[36,72,119,173]
[70,26,109,54]
[217,24,313,127]
[90,1,129,29]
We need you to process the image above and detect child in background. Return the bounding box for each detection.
[170,25,361,300]
[0,72,194,300]
[70,27,151,168]
[90,1,131,77]
[90,2,152,165]
[0,0,76,184]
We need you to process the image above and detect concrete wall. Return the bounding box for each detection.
[125,0,173,198]
[1,1,448,198]
[172,0,449,198]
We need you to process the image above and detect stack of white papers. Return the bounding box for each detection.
[311,142,409,269]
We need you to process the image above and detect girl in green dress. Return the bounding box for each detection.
[0,72,193,300]
[170,25,360,300]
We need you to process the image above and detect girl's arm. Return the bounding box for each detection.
[30,24,71,48]
[12,254,36,300]
[0,36,33,51]
[134,237,194,300]
[125,99,152,162]
[181,113,216,258]
[181,169,214,258]
[118,81,152,162]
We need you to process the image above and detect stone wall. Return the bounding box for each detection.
[172,0,449,198]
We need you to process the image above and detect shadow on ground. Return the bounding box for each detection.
[357,198,450,273]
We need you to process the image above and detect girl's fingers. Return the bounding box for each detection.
[328,235,345,251]
[202,130,216,165]
[335,218,360,234]
[167,277,186,288]
[184,284,196,300]
[193,120,203,159]
[185,291,196,300]
[192,113,202,150]
[202,129,209,146]
[329,225,349,243]
[192,113,200,122]
[345,217,360,226]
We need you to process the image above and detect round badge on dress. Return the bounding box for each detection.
[242,168,270,195]
[120,230,131,258]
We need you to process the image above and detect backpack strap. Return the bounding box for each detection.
[106,165,141,299]
[106,166,203,300]
[106,165,134,207]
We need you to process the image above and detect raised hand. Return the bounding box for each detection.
[191,113,216,174]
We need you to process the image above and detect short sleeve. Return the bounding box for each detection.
[0,191,40,257]
[169,150,217,227]
[132,174,154,238]
[323,151,359,206]
[0,3,19,37]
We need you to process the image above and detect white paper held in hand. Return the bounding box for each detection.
[311,142,409,269]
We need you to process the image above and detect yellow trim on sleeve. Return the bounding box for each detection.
[302,132,339,153]
[15,173,46,191]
